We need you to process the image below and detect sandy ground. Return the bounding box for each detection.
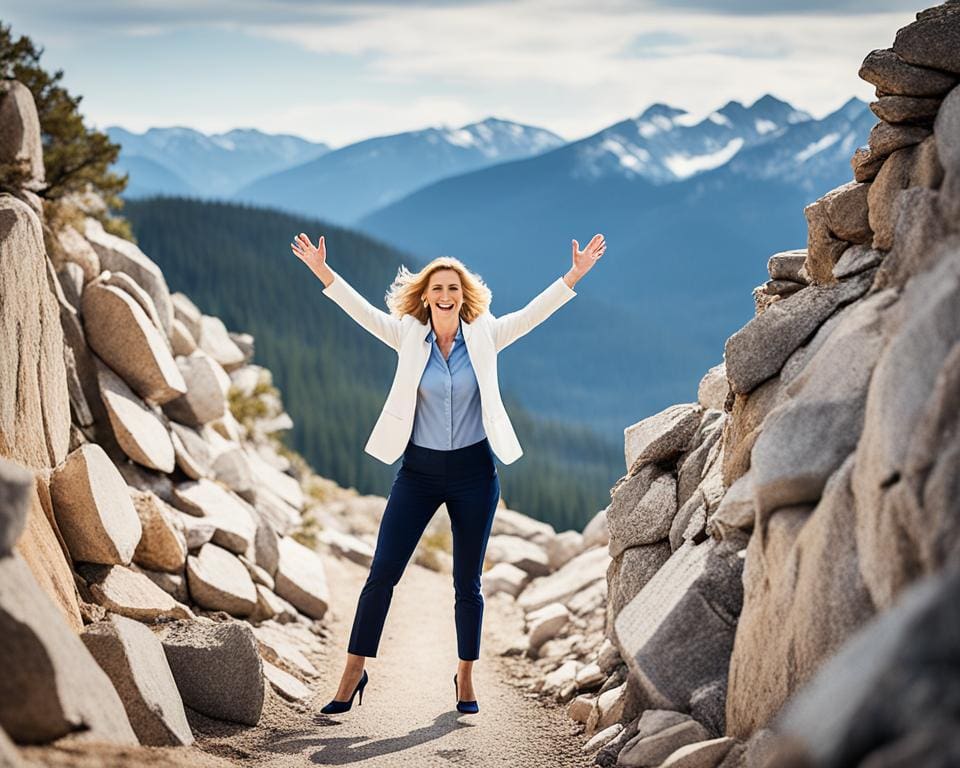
[20,552,595,768]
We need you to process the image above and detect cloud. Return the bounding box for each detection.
[1,0,932,146]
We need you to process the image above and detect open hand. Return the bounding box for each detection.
[291,233,326,271]
[571,233,606,276]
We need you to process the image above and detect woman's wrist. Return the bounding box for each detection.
[563,268,584,289]
[315,263,335,288]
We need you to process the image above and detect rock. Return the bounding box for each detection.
[250,584,298,624]
[935,85,960,171]
[56,224,100,282]
[49,443,142,566]
[251,621,319,678]
[867,120,931,160]
[893,4,960,75]
[517,544,610,613]
[263,661,311,702]
[723,269,875,394]
[568,694,595,724]
[196,316,245,372]
[239,554,274,589]
[661,738,737,768]
[186,543,258,617]
[853,250,960,608]
[0,458,32,556]
[859,47,957,96]
[161,352,228,427]
[80,564,194,622]
[130,489,187,574]
[878,187,950,291]
[273,536,330,619]
[804,182,872,283]
[490,506,556,545]
[171,293,202,341]
[543,659,581,695]
[608,464,677,556]
[669,491,705,553]
[168,422,213,478]
[0,554,138,745]
[130,564,189,604]
[833,244,885,279]
[526,600,569,647]
[545,530,583,570]
[319,528,374,567]
[869,94,941,124]
[749,289,896,518]
[721,377,786,486]
[0,81,44,186]
[15,480,84,631]
[707,472,755,541]
[80,278,186,405]
[775,564,960,768]
[624,403,703,472]
[576,661,606,691]
[100,271,167,339]
[582,723,623,754]
[614,537,745,712]
[726,456,876,739]
[171,318,198,356]
[567,579,607,616]
[170,479,256,554]
[696,363,729,411]
[851,146,884,182]
[766,250,807,282]
[0,196,72,471]
[243,446,304,511]
[484,534,550,576]
[83,218,175,338]
[481,562,529,598]
[608,541,672,620]
[154,620,264,726]
[618,720,713,768]
[677,417,723,510]
[868,143,917,250]
[581,507,609,549]
[95,360,176,472]
[81,614,193,746]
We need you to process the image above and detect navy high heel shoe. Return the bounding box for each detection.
[321,669,369,714]
[454,672,479,714]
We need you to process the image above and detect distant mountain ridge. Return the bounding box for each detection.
[232,117,566,225]
[108,126,331,198]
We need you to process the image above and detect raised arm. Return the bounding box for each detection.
[491,276,578,352]
[292,233,402,352]
[491,233,606,352]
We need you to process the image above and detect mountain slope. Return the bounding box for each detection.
[232,117,565,225]
[109,126,330,198]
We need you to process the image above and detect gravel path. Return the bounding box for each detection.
[190,553,595,767]
[21,551,596,767]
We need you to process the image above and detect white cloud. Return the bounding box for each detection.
[3,0,931,145]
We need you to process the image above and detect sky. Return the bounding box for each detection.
[1,0,935,148]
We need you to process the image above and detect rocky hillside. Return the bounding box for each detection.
[1,2,958,766]
[0,73,613,766]
[496,4,958,767]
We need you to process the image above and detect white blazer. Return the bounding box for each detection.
[321,268,577,465]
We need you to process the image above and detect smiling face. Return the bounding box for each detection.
[423,268,463,322]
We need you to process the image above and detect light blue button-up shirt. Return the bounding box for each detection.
[411,319,487,450]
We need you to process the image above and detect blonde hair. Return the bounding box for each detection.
[385,256,492,324]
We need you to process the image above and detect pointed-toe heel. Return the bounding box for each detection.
[454,672,480,714]
[321,669,369,715]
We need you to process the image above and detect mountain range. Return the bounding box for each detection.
[108,93,875,436]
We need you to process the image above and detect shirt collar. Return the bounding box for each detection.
[425,319,463,344]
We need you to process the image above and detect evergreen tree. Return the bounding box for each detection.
[0,20,131,238]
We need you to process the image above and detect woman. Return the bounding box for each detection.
[290,231,606,716]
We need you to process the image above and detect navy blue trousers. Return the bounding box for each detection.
[347,437,500,661]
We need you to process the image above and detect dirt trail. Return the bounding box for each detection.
[191,554,595,767]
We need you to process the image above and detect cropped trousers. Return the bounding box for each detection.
[347,437,501,661]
